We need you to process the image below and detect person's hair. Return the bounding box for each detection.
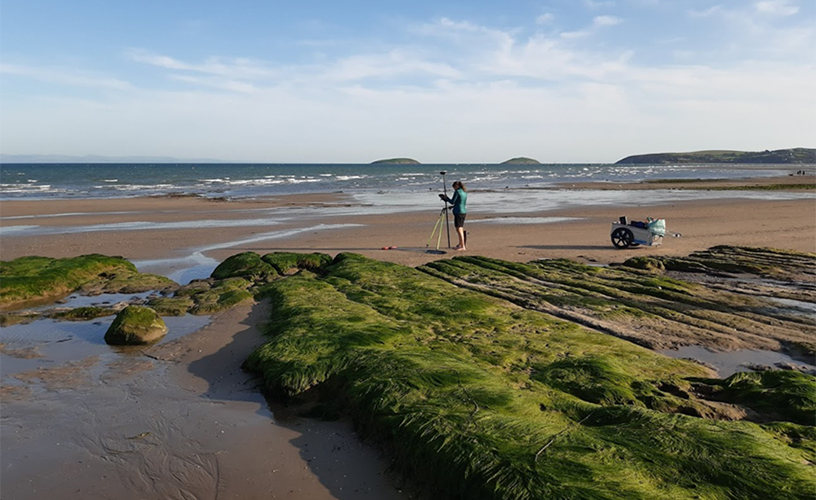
[453,181,467,192]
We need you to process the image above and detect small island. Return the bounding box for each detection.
[370,158,421,165]
[501,157,541,165]
[616,148,815,165]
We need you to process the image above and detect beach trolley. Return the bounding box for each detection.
[611,216,666,249]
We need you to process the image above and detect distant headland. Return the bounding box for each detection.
[370,158,421,165]
[616,148,815,165]
[500,157,540,165]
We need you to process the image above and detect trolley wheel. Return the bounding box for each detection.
[611,227,634,248]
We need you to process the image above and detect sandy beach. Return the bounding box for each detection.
[1,174,814,499]
[1,175,814,267]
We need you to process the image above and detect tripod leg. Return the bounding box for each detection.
[427,215,442,247]
[436,212,444,250]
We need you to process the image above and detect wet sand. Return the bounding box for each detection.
[1,301,413,500]
[1,175,814,498]
[1,176,814,269]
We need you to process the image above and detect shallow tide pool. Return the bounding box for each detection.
[661,345,816,378]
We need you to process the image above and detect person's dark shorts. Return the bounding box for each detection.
[454,213,466,228]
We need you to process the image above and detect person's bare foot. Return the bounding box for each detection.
[455,247,466,251]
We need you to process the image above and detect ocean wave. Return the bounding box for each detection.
[0,184,52,193]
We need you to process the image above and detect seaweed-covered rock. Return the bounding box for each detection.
[690,370,816,426]
[147,296,194,316]
[53,306,114,321]
[0,254,176,311]
[622,246,816,281]
[620,256,666,272]
[175,279,213,297]
[189,278,254,315]
[104,305,167,345]
[261,252,332,275]
[245,253,816,499]
[211,252,277,281]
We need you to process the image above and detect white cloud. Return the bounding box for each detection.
[536,13,555,24]
[560,29,591,39]
[412,17,518,52]
[126,49,280,80]
[684,3,815,60]
[688,6,726,18]
[169,75,260,93]
[584,0,616,9]
[0,63,133,90]
[593,15,623,27]
[323,50,461,82]
[755,1,799,16]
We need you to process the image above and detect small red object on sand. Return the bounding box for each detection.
[381,246,398,250]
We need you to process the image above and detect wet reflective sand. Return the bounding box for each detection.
[1,301,414,500]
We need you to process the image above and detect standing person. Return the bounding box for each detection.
[439,180,468,250]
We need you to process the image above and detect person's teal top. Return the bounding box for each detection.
[445,188,467,215]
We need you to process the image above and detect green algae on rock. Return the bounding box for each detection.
[689,370,816,426]
[622,246,816,282]
[146,296,195,316]
[244,252,815,500]
[52,306,114,321]
[420,254,815,359]
[104,305,167,345]
[0,254,177,311]
[211,252,278,281]
[261,252,333,275]
[189,278,254,315]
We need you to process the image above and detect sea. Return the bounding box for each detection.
[0,162,808,200]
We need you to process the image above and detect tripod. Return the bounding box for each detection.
[426,207,449,254]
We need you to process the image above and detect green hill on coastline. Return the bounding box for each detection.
[371,157,421,165]
[616,148,816,164]
[501,157,541,164]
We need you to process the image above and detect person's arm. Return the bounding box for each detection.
[449,190,460,208]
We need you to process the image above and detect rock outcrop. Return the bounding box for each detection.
[104,305,167,345]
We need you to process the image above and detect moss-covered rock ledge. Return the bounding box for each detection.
[0,254,177,311]
[244,252,815,500]
[0,251,335,323]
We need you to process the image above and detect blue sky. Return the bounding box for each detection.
[1,0,814,163]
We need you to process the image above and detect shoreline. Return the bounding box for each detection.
[1,176,814,269]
